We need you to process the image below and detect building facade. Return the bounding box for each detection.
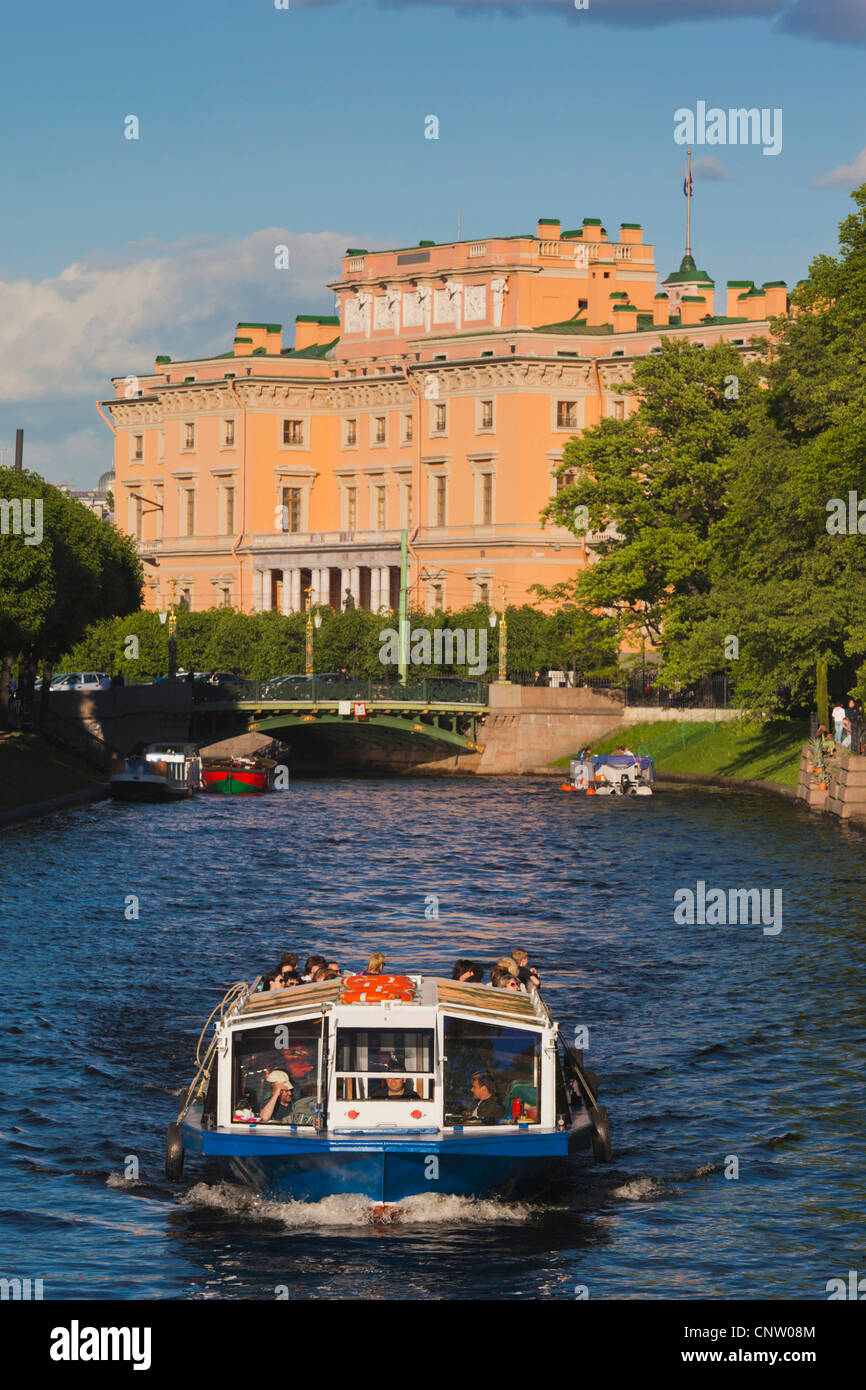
[102,215,784,614]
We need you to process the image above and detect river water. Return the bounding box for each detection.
[1,777,864,1301]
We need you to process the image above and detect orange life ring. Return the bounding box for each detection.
[339,974,416,1003]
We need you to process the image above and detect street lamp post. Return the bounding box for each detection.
[306,594,322,677]
[497,583,509,684]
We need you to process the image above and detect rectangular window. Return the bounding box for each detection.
[434,403,447,434]
[374,416,386,444]
[134,496,143,539]
[224,419,235,447]
[479,582,490,605]
[613,400,625,421]
[346,418,357,446]
[431,582,444,611]
[221,586,232,608]
[442,1016,541,1126]
[403,413,413,443]
[556,471,576,492]
[480,400,493,429]
[154,488,163,540]
[224,486,235,535]
[133,434,143,461]
[435,475,447,527]
[283,419,304,446]
[346,486,357,530]
[184,422,195,450]
[184,489,196,536]
[281,486,301,533]
[481,473,493,525]
[556,401,576,428]
[376,485,387,531]
[334,1028,434,1102]
[232,1021,323,1125]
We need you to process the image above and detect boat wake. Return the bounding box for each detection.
[182,1181,537,1227]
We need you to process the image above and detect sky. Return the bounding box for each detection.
[1,0,865,486]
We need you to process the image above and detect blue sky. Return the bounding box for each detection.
[1,0,864,485]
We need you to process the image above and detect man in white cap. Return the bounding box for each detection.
[259,1070,293,1123]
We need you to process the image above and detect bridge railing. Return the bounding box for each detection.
[193,676,489,706]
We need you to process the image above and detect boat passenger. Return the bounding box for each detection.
[302,955,326,982]
[384,1073,420,1100]
[452,959,483,982]
[511,948,540,990]
[261,971,287,992]
[490,967,523,993]
[313,967,340,982]
[279,953,299,973]
[468,1072,504,1124]
[281,972,301,987]
[365,952,386,975]
[259,1070,293,1122]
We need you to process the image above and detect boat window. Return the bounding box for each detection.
[335,1028,434,1102]
[232,1021,322,1124]
[443,1017,541,1125]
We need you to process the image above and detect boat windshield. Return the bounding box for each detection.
[334,1028,434,1101]
[232,1021,322,1123]
[443,1017,541,1125]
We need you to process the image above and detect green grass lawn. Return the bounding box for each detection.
[550,717,808,788]
[0,731,104,813]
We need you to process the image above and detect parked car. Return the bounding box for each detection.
[49,671,111,692]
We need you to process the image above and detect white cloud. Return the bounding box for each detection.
[813,145,866,188]
[0,227,353,404]
[692,155,733,181]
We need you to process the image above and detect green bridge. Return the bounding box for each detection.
[190,677,490,759]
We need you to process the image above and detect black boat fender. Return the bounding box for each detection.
[165,1121,184,1180]
[590,1105,613,1164]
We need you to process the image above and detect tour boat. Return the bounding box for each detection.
[166,973,612,1206]
[109,743,201,802]
[562,751,655,796]
[201,756,276,795]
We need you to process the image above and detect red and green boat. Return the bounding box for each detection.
[201,756,276,795]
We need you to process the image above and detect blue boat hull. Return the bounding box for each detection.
[181,1109,594,1204]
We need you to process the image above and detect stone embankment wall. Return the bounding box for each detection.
[796,744,866,825]
[475,684,629,774]
[44,684,193,767]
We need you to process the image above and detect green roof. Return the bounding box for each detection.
[236,322,282,332]
[295,314,340,325]
[620,223,642,230]
[582,218,602,226]
[681,295,708,303]
[281,336,340,359]
[613,304,638,313]
[655,292,669,299]
[537,218,560,226]
[233,337,253,344]
[345,248,368,256]
[663,268,712,284]
[155,355,171,363]
[727,280,754,288]
[609,291,628,299]
[419,240,436,247]
[535,316,613,335]
[762,281,787,288]
[561,229,582,239]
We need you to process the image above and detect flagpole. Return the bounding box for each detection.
[685,145,692,259]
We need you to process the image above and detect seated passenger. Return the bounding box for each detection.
[302,955,326,982]
[279,952,299,975]
[452,958,483,982]
[468,1072,504,1124]
[365,952,386,975]
[281,971,301,987]
[383,1073,420,1100]
[259,1070,294,1122]
[313,967,340,982]
[511,948,540,990]
[490,966,523,992]
[261,970,287,993]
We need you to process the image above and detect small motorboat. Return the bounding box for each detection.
[166,972,612,1204]
[563,749,655,796]
[110,743,201,802]
[201,755,276,795]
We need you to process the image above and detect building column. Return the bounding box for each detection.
[340,566,351,610]
[349,566,361,608]
[252,570,263,613]
[378,566,391,613]
[281,570,292,616]
[310,569,320,607]
[370,567,381,615]
[290,568,302,614]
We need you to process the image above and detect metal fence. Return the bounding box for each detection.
[194,676,490,706]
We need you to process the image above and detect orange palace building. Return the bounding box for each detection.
[103,215,785,615]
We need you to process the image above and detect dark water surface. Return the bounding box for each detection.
[1,778,864,1300]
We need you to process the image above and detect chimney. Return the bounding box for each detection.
[537,218,561,240]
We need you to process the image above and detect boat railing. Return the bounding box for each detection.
[176,980,252,1123]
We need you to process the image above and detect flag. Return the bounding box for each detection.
[683,173,693,197]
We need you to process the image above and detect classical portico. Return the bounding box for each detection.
[250,540,400,614]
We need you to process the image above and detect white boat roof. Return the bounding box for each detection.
[231,975,551,1029]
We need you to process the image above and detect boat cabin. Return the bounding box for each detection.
[200,976,568,1135]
